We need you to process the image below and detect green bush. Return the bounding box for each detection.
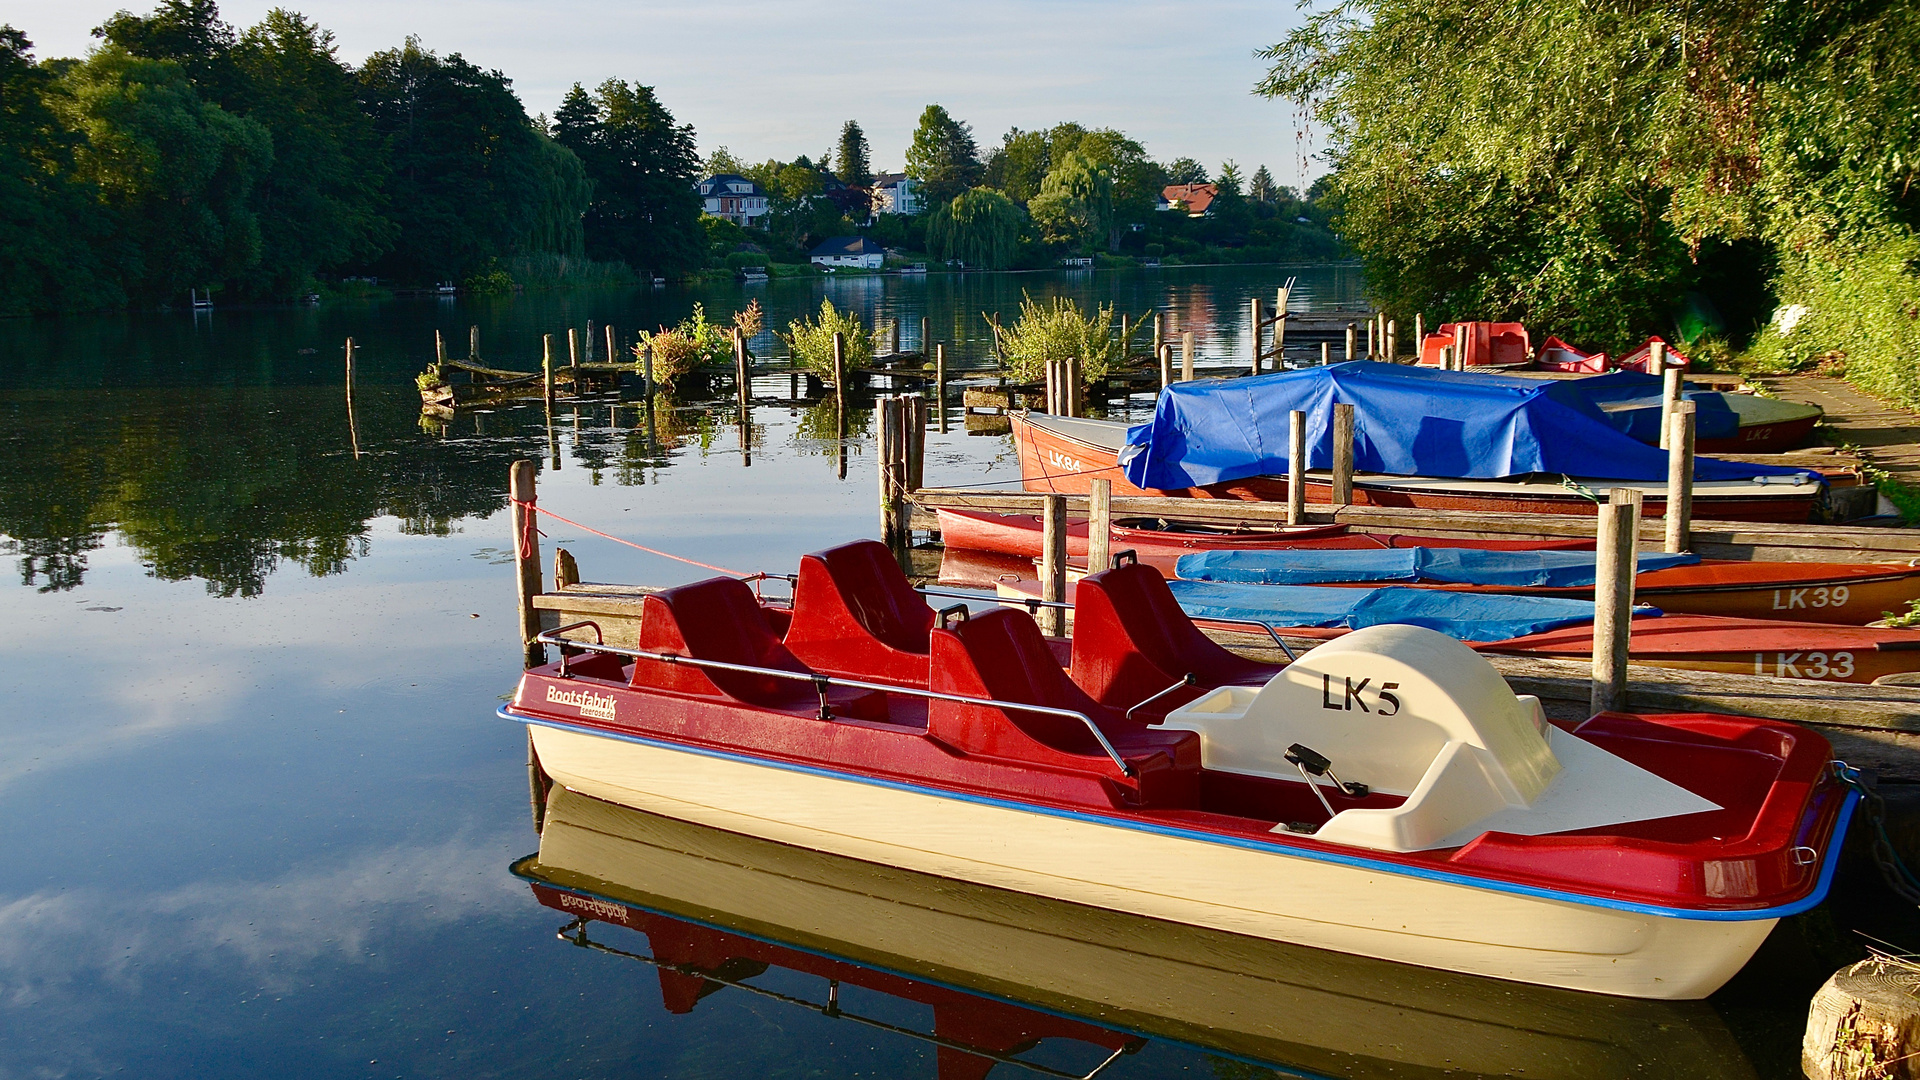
[636,302,749,388]
[780,298,878,381]
[1745,238,1920,408]
[997,293,1120,383]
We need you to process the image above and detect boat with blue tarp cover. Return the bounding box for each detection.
[1177,547,1700,588]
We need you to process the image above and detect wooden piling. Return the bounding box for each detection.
[1331,402,1356,507]
[542,334,555,408]
[554,547,579,589]
[878,396,905,548]
[1666,401,1697,554]
[585,320,596,363]
[1088,478,1113,573]
[832,332,847,414]
[510,460,544,667]
[1591,488,1644,714]
[1287,409,1307,525]
[469,325,479,360]
[1385,319,1397,363]
[1065,355,1082,417]
[1181,331,1194,382]
[1040,493,1068,637]
[1321,341,1331,366]
[435,330,446,365]
[344,337,360,460]
[641,340,655,399]
[1452,323,1468,371]
[1657,343,1678,450]
[1274,286,1290,369]
[606,324,617,371]
[568,327,580,384]
[921,316,930,358]
[1044,357,1059,415]
[891,318,901,357]
[1365,319,1375,360]
[906,394,926,492]
[1250,297,1264,376]
[934,343,948,434]
[1345,324,1356,362]
[733,328,749,421]
[1152,313,1163,359]
[1414,314,1424,353]
[1159,343,1173,391]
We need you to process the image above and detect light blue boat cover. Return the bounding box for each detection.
[1119,361,1815,490]
[1166,580,1661,642]
[1175,547,1701,588]
[1570,370,1741,443]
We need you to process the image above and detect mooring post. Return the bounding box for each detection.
[1591,488,1644,714]
[1344,323,1356,362]
[1066,355,1082,417]
[554,547,578,589]
[1321,341,1331,366]
[344,336,360,460]
[1287,409,1307,525]
[1331,402,1356,508]
[890,318,901,357]
[606,324,617,372]
[1152,313,1163,359]
[1088,477,1113,574]
[877,395,900,547]
[1365,319,1375,360]
[1273,287,1290,368]
[1249,296,1264,376]
[1657,343,1679,449]
[1414,314,1425,353]
[542,335,555,409]
[920,316,929,357]
[1040,493,1068,637]
[510,459,544,668]
[832,332,847,415]
[585,320,596,363]
[568,327,580,389]
[906,394,926,492]
[469,325,479,361]
[1452,323,1468,371]
[1665,401,1697,554]
[1181,331,1194,382]
[733,328,749,422]
[1385,319,1397,363]
[435,330,446,365]
[1159,343,1173,391]
[1439,345,1452,371]
[1044,357,1059,415]
[934,343,948,434]
[641,340,654,400]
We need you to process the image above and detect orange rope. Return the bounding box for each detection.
[511,499,749,577]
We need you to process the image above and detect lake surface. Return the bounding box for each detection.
[0,265,1818,1078]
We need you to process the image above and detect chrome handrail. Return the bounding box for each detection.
[1194,615,1298,661]
[1124,674,1197,722]
[534,629,1134,777]
[916,585,1073,612]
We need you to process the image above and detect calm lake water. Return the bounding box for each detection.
[0,265,1825,1078]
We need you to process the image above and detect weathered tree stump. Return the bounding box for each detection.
[1806,958,1920,1079]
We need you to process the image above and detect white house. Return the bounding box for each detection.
[869,173,922,216]
[698,174,770,227]
[809,236,887,269]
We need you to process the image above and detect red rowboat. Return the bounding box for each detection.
[1012,412,1826,524]
[506,540,1855,998]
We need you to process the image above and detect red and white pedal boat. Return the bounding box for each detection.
[503,541,1857,1000]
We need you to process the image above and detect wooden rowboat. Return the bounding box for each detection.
[1012,413,1826,524]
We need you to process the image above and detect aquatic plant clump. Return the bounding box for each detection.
[997,293,1120,383]
[636,303,746,388]
[781,299,878,382]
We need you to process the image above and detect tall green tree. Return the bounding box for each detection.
[550,78,703,272]
[359,38,588,281]
[1028,151,1113,250]
[982,127,1051,203]
[925,188,1023,269]
[835,119,871,186]
[1165,158,1207,185]
[905,104,982,204]
[1248,165,1275,203]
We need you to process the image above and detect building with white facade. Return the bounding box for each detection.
[808,236,887,269]
[699,175,770,227]
[869,174,922,216]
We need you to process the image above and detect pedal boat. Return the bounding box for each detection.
[502,542,1856,1000]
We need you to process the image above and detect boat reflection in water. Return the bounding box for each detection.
[514,784,1760,1080]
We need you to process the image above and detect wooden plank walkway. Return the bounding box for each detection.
[1761,374,1920,496]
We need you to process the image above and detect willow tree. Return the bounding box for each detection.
[1259,0,1920,383]
[925,188,1023,269]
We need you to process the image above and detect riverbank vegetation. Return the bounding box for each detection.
[1259,0,1920,402]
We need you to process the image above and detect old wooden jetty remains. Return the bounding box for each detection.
[419,324,644,409]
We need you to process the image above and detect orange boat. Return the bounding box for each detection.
[1012,413,1829,524]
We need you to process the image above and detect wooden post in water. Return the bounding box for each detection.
[832,332,847,415]
[1040,493,1068,637]
[1120,314,1131,356]
[1331,402,1356,507]
[585,321,596,363]
[1439,345,1452,371]
[542,334,555,409]
[1365,319,1375,360]
[934,343,948,433]
[641,340,655,400]
[510,460,545,668]
[733,328,749,422]
[890,318,901,357]
[906,394,926,493]
[1321,341,1331,366]
[1657,343,1678,450]
[921,316,930,358]
[877,396,903,549]
[568,328,580,390]
[469,325,480,361]
[554,548,579,589]
[1152,313,1163,360]
[606,324,617,370]
[1344,324,1356,362]
[1452,323,1468,371]
[1065,355,1082,417]
[1249,296,1264,376]
[435,330,447,365]
[1158,343,1173,391]
[1385,319,1397,363]
[344,337,360,460]
[1044,357,1059,415]
[1665,401,1697,554]
[1273,286,1289,368]
[1181,332,1194,382]
[1087,478,1112,573]
[1287,410,1307,525]
[1591,488,1644,715]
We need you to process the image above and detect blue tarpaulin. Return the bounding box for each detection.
[1175,547,1701,588]
[1166,580,1658,642]
[1119,362,1816,490]
[1567,370,1741,443]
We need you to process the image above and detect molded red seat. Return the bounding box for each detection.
[1071,563,1285,719]
[785,540,935,686]
[633,576,888,720]
[1419,321,1531,367]
[928,607,1199,806]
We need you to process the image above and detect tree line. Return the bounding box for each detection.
[0,0,706,316]
[1260,0,1920,398]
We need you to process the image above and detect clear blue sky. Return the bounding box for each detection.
[4,0,1324,190]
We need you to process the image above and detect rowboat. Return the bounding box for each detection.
[517,784,1764,1078]
[932,506,1595,570]
[504,541,1855,998]
[1014,412,1825,523]
[1173,546,1920,625]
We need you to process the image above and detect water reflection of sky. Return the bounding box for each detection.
[0,268,1794,1078]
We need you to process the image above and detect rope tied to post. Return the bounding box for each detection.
[509,498,748,577]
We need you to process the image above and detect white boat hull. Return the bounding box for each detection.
[528,722,1775,999]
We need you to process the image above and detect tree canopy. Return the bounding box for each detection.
[550,78,703,273]
[925,188,1023,269]
[835,119,870,186]
[905,104,982,204]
